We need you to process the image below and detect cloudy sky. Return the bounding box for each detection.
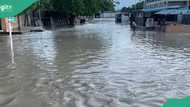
[115,0,139,9]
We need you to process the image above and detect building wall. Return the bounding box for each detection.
[144,0,188,9]
[100,12,116,18]
[0,17,21,32]
[0,13,33,33]
[165,24,190,32]
[144,0,166,9]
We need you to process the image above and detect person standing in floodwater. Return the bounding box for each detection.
[132,21,137,31]
[129,14,135,26]
[129,14,136,31]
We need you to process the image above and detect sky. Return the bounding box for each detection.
[115,0,139,9]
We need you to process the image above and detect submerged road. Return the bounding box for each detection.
[1,18,190,107]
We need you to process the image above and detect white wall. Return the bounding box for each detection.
[100,12,116,18]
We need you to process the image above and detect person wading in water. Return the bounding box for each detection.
[132,21,137,31]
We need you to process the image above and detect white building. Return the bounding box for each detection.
[100,11,116,18]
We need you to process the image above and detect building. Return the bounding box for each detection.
[100,11,116,18]
[0,16,25,33]
[142,0,190,32]
[144,0,188,12]
[0,10,42,33]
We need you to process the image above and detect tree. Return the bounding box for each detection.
[121,7,129,12]
[121,1,144,12]
[42,0,114,15]
[37,0,115,25]
[99,0,114,12]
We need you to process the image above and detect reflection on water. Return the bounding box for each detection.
[1,18,190,107]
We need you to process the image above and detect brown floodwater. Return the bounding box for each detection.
[1,18,190,107]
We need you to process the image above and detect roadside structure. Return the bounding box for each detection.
[100,11,116,18]
[144,0,188,10]
[0,0,42,34]
[0,10,42,33]
[142,0,190,32]
[0,16,26,33]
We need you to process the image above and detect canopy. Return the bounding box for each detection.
[156,8,190,15]
[0,0,38,18]
[143,6,181,13]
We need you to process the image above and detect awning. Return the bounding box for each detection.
[143,6,181,13]
[0,0,38,18]
[156,8,190,15]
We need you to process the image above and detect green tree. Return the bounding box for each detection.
[100,0,114,12]
[38,0,115,25]
[83,0,100,16]
[122,1,144,12]
[44,0,114,16]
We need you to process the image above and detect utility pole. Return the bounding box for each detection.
[8,18,15,64]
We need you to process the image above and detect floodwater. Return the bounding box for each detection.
[1,18,190,107]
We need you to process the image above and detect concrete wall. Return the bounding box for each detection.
[100,12,116,18]
[166,23,190,33]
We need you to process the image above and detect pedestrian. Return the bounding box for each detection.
[132,21,137,31]
[129,14,134,26]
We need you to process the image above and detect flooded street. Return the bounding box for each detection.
[1,18,190,107]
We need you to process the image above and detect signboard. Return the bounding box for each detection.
[8,17,16,23]
[0,0,38,18]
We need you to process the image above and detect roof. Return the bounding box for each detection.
[143,6,181,12]
[156,8,190,15]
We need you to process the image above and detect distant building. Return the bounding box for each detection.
[100,11,116,18]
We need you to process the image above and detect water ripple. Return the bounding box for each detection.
[0,19,190,107]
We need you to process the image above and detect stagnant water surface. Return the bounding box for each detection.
[1,19,190,107]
